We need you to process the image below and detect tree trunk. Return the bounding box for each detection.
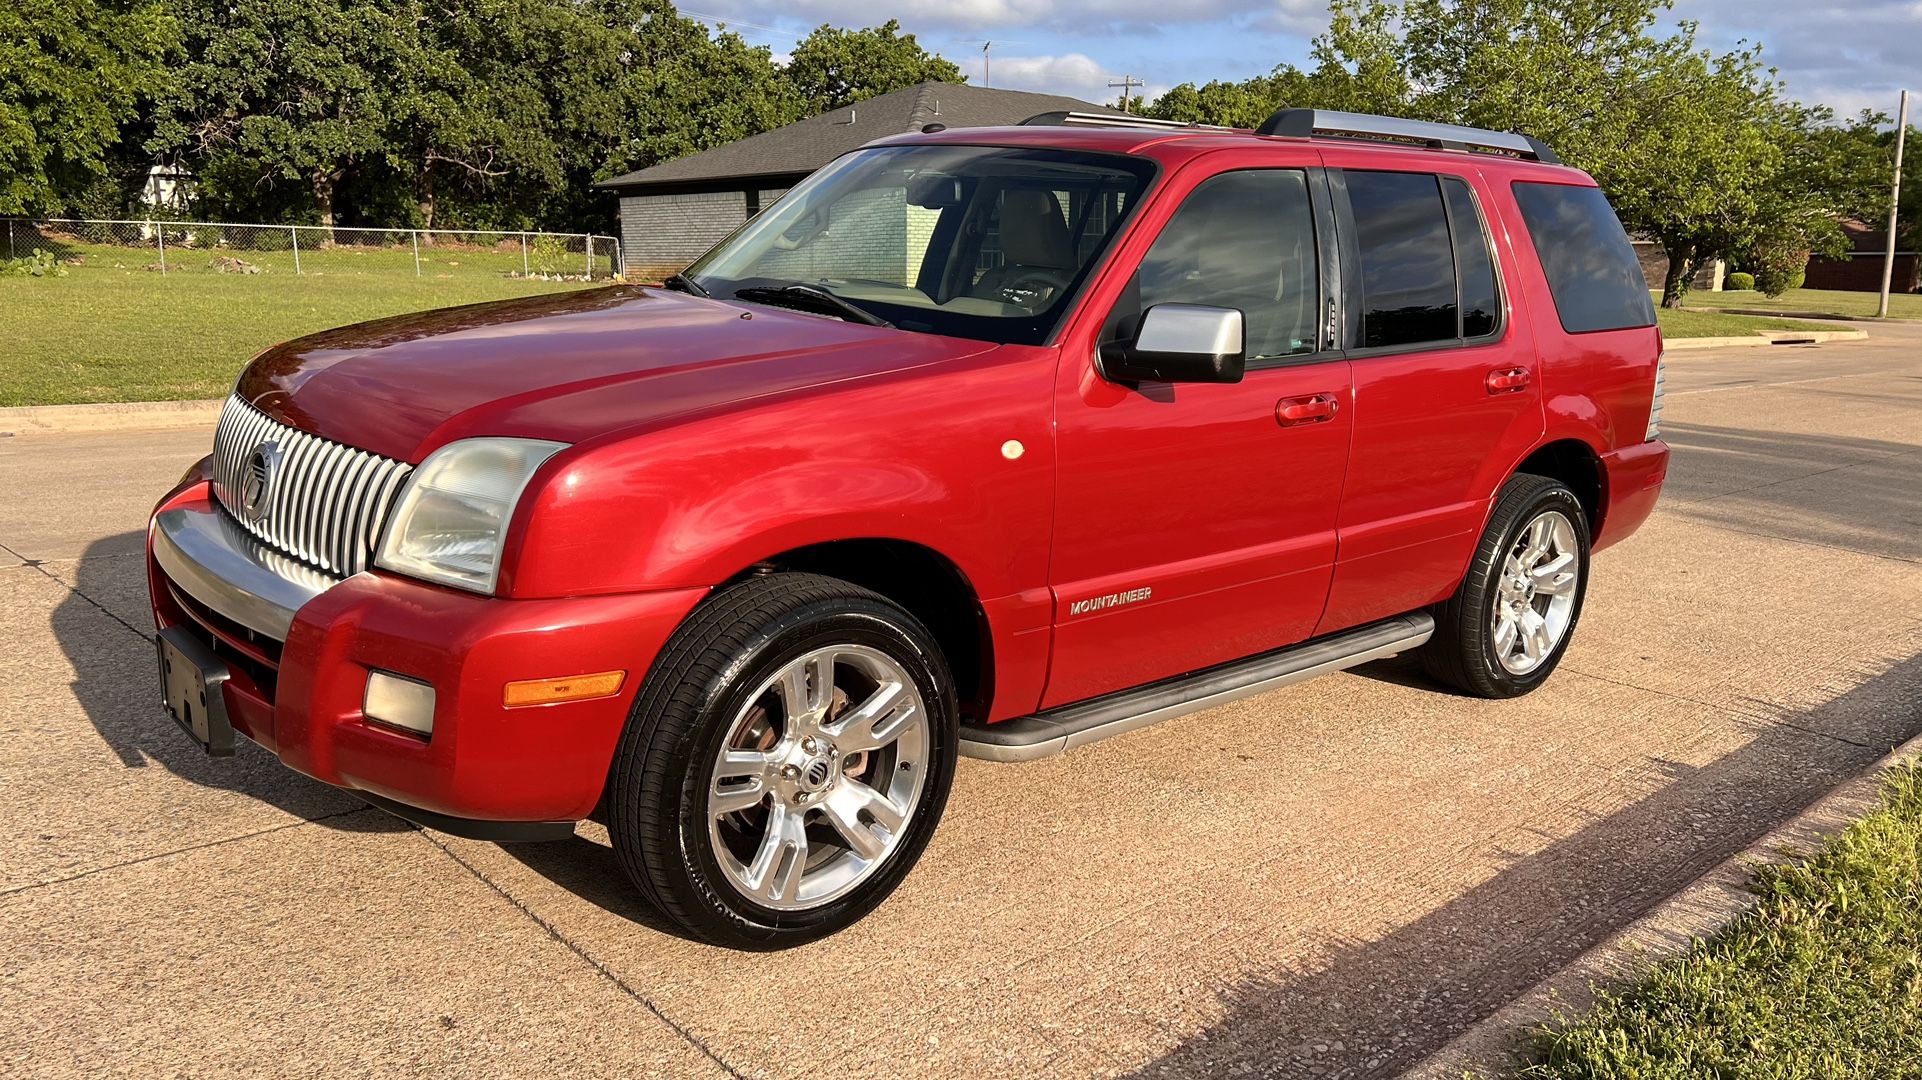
[417,160,435,246]
[312,171,339,247]
[1660,241,1697,309]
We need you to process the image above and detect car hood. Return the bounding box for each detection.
[235,286,996,462]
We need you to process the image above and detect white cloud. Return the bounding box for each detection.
[989,52,1171,103]
[1672,0,1920,114]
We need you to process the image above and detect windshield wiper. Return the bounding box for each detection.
[732,284,892,328]
[662,272,708,297]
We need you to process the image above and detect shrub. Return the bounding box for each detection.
[1725,271,1755,291]
[1747,233,1811,299]
[0,250,70,278]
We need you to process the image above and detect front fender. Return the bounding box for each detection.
[497,346,1058,606]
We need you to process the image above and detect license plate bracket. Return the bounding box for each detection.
[156,625,235,757]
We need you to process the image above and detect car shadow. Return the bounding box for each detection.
[53,531,406,831]
[496,832,701,942]
[1657,420,1922,560]
[1122,647,1922,1079]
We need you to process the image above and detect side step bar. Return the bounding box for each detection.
[959,612,1434,762]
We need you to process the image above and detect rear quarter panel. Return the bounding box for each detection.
[1492,170,1662,457]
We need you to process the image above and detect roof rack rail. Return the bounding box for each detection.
[1256,108,1560,164]
[1019,111,1239,133]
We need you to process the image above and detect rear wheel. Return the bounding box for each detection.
[605,573,956,949]
[1422,474,1590,697]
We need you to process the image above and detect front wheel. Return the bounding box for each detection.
[1422,474,1590,698]
[605,573,957,949]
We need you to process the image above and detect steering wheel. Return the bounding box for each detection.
[998,269,1073,306]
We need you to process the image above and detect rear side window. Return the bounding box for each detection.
[1511,181,1656,333]
[1346,171,1458,348]
[1442,178,1499,338]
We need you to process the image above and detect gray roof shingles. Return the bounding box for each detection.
[595,82,1121,192]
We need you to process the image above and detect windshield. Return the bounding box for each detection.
[683,145,1156,345]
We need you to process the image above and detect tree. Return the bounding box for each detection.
[0,0,179,215]
[782,20,963,114]
[1149,0,1888,308]
[154,0,426,234]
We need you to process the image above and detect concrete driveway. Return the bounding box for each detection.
[4,323,1919,1078]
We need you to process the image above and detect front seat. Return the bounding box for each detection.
[971,188,1075,306]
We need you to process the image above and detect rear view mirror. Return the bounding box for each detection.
[1099,304,1246,384]
[906,173,963,209]
[778,209,826,249]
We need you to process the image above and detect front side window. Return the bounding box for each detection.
[1108,169,1321,361]
[685,145,1155,345]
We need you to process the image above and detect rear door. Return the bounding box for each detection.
[1043,156,1354,708]
[1312,157,1546,635]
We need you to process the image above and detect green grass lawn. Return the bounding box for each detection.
[1516,764,1922,1078]
[1686,287,1922,321]
[0,245,1875,407]
[0,262,593,406]
[1654,307,1839,339]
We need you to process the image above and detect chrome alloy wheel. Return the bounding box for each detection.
[707,644,929,911]
[1491,509,1581,676]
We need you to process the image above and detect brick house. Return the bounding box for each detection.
[1629,238,1724,292]
[596,82,1120,281]
[1805,219,1920,293]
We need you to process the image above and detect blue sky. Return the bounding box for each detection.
[682,0,1919,121]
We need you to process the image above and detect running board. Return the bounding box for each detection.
[959,612,1434,762]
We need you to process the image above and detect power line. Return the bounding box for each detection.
[677,9,794,39]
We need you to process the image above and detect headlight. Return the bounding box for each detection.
[375,437,567,594]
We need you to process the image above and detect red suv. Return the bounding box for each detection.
[148,109,1668,948]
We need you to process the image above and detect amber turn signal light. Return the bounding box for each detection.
[502,670,626,709]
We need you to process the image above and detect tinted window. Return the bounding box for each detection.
[1511,181,1656,333]
[1442,177,1499,338]
[1347,171,1457,348]
[1123,170,1319,360]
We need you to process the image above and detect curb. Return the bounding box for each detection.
[0,398,222,436]
[1710,307,1918,324]
[1402,728,1922,1079]
[1663,328,1868,350]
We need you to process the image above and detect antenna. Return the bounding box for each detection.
[1108,75,1143,113]
[960,39,1027,88]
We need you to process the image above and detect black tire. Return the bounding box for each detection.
[604,572,957,949]
[1422,473,1591,698]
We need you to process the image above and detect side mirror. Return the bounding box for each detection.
[1099,304,1246,384]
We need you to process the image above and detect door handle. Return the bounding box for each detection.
[1485,367,1532,394]
[1276,393,1340,427]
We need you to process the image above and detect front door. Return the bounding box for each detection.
[1044,163,1354,709]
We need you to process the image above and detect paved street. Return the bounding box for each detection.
[3,324,1919,1079]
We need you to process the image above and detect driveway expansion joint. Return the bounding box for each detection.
[414,829,751,1080]
[19,557,156,643]
[0,805,378,900]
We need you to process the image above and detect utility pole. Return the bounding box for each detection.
[1109,75,1142,114]
[1878,89,1909,319]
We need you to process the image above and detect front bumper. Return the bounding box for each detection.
[149,480,708,826]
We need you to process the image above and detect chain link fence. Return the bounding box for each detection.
[3,218,622,281]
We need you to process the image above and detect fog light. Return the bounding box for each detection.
[364,670,436,736]
[503,670,626,709]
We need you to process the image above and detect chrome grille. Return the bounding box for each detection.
[210,395,413,577]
